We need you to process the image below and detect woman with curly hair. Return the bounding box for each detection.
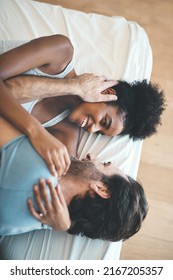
[0,35,166,175]
[108,79,166,140]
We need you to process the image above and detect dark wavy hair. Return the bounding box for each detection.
[68,174,148,242]
[110,80,166,140]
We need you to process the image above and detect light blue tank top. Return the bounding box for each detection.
[0,135,58,236]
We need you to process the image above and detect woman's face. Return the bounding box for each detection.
[69,102,125,136]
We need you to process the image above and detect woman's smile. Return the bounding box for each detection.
[80,116,89,128]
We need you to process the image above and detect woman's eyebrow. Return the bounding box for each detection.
[107,114,112,129]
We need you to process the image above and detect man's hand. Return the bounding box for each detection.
[28,179,71,231]
[74,73,118,102]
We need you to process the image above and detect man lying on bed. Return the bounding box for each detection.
[0,113,148,242]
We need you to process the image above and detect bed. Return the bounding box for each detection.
[0,0,152,260]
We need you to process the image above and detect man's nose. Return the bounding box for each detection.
[86,153,96,161]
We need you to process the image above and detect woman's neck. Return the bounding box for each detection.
[31,95,83,124]
[55,94,83,110]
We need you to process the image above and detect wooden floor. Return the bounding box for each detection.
[36,0,173,260]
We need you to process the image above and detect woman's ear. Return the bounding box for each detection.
[89,182,110,199]
[102,88,116,95]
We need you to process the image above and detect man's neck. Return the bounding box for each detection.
[59,175,86,205]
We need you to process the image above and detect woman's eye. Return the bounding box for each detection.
[101,114,111,130]
[102,116,107,127]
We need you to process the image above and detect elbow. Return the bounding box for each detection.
[54,34,74,61]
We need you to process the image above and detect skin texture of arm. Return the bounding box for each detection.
[5,74,118,103]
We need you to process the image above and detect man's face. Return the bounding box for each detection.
[68,153,128,182]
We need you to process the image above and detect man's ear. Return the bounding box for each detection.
[89,182,110,199]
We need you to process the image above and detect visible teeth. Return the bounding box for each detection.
[81,116,88,128]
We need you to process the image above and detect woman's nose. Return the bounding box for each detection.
[87,123,100,134]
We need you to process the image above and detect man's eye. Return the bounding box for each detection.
[103,162,111,166]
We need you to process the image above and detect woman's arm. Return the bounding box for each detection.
[0,35,73,79]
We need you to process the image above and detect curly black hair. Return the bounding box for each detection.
[68,174,148,242]
[110,80,166,140]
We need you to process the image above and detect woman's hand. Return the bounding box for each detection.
[28,179,71,231]
[74,73,118,102]
[29,125,71,178]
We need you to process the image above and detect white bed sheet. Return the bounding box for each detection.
[0,0,152,259]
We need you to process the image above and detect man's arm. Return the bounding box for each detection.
[5,74,118,103]
[1,34,117,104]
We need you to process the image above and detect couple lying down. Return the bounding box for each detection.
[0,35,166,242]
